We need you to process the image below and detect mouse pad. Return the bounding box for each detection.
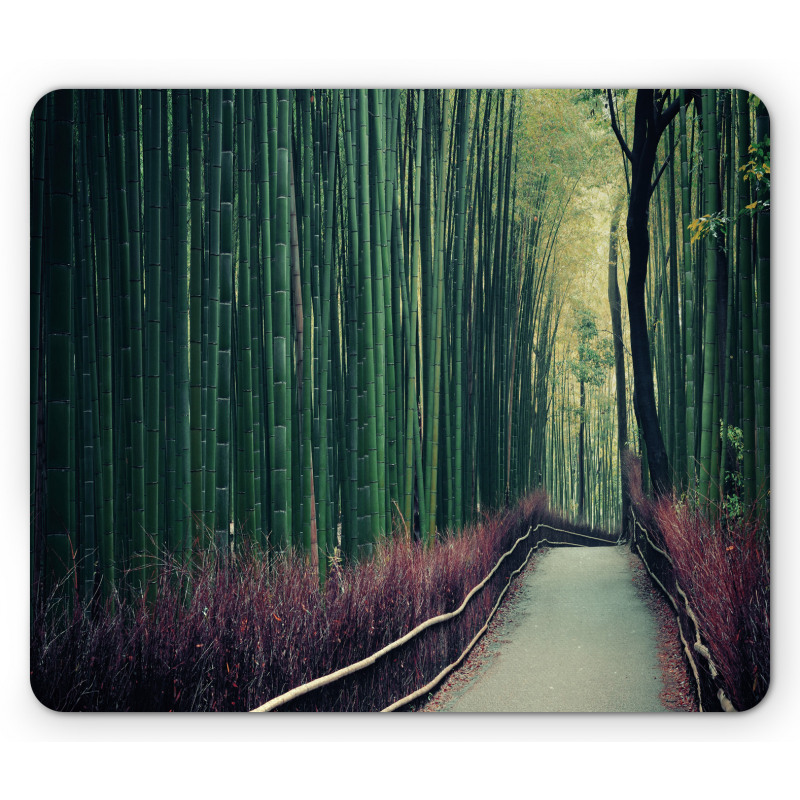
[29,89,769,712]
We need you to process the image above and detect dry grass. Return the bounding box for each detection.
[625,451,769,710]
[652,499,769,709]
[31,492,615,711]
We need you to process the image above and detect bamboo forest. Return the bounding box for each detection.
[30,89,770,713]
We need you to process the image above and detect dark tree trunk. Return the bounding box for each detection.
[578,378,585,520]
[607,198,630,537]
[627,198,670,496]
[607,89,699,498]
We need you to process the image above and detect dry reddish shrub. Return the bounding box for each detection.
[32,490,612,711]
[652,498,769,709]
[625,447,769,710]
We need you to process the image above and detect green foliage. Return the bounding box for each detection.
[571,307,614,387]
[720,421,745,519]
[740,137,770,188]
[687,210,727,245]
[689,137,771,245]
[722,421,744,461]
[516,89,598,195]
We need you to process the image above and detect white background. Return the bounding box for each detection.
[3,2,797,795]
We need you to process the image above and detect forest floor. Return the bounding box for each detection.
[419,545,698,713]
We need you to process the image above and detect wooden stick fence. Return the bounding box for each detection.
[631,507,737,712]
[251,523,614,712]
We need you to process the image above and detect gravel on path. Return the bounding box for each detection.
[438,546,668,713]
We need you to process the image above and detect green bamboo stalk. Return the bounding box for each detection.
[189,89,205,549]
[106,92,129,572]
[236,90,256,545]
[666,121,684,488]
[303,91,319,559]
[44,90,75,598]
[386,90,404,516]
[248,96,264,544]
[122,91,146,586]
[74,104,99,600]
[679,91,696,491]
[425,90,452,546]
[215,89,235,555]
[257,90,277,549]
[736,90,756,505]
[371,90,392,535]
[402,90,426,539]
[31,96,47,594]
[86,91,116,595]
[452,90,470,531]
[172,90,191,558]
[341,90,361,559]
[356,89,381,549]
[272,89,293,550]
[160,90,174,551]
[143,90,163,592]
[717,92,735,506]
[203,90,223,544]
[699,89,720,508]
[754,100,770,506]
[317,90,340,578]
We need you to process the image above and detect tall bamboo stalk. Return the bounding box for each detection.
[698,89,720,508]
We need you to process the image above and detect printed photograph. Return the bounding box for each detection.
[29,89,770,712]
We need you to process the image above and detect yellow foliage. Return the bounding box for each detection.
[688,215,709,245]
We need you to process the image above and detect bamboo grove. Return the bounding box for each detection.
[31,89,570,600]
[29,88,770,606]
[535,89,770,535]
[613,89,770,515]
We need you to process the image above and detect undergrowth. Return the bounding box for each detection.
[31,491,614,712]
[627,454,770,711]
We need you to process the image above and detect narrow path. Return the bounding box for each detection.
[439,546,667,712]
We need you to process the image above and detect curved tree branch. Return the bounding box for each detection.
[657,90,700,136]
[650,151,674,200]
[607,89,633,162]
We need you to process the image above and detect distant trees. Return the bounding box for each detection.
[570,308,614,520]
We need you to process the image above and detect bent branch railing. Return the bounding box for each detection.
[251,523,614,712]
[631,507,737,712]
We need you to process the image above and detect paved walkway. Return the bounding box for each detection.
[441,546,667,712]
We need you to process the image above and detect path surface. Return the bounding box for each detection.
[440,546,667,712]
